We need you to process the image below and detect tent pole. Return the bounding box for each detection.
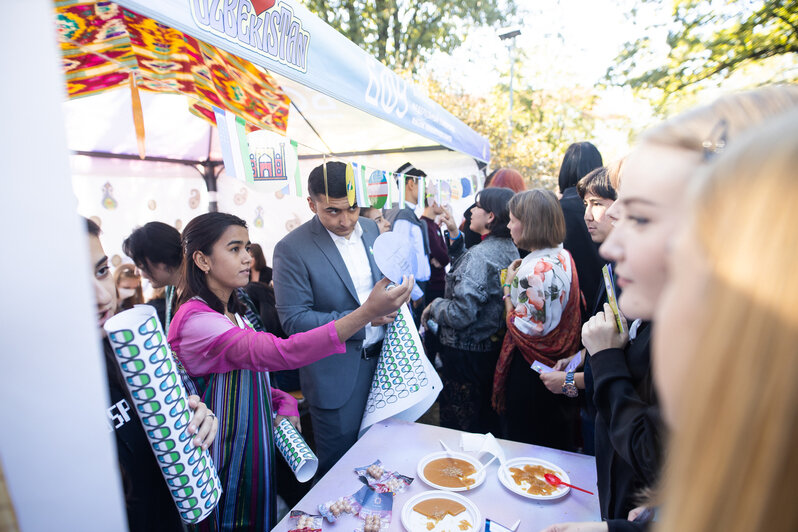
[201,161,223,212]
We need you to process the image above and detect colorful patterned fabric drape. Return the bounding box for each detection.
[55,0,289,134]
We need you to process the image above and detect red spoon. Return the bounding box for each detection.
[544,473,594,495]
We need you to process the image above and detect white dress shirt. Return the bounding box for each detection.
[326,222,384,348]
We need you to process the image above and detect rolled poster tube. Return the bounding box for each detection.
[273,417,318,483]
[104,305,221,524]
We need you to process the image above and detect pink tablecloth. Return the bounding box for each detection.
[273,418,601,531]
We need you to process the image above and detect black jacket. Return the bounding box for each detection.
[591,323,664,520]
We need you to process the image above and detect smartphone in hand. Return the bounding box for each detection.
[602,264,626,334]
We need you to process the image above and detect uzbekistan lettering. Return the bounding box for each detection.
[190,0,310,73]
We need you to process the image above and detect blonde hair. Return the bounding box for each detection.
[114,263,144,309]
[605,156,625,191]
[642,85,798,156]
[654,109,798,532]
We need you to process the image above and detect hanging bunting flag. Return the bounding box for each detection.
[461,176,473,197]
[367,169,388,209]
[424,176,436,206]
[417,176,425,212]
[289,140,303,197]
[345,163,357,206]
[214,106,254,183]
[450,177,463,200]
[385,171,394,207]
[350,163,370,207]
[398,173,406,206]
[439,179,452,205]
[434,178,442,205]
[245,129,302,199]
[360,164,372,207]
[247,130,290,182]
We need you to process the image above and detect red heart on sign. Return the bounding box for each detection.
[251,0,275,15]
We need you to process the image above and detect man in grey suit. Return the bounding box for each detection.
[273,161,399,477]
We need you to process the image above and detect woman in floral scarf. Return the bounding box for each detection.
[493,189,583,450]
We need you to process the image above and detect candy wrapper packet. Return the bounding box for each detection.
[355,460,414,494]
[356,514,390,532]
[351,485,392,531]
[288,510,323,532]
[318,495,357,523]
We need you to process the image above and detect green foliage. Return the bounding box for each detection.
[608,0,798,109]
[424,76,601,190]
[304,0,516,71]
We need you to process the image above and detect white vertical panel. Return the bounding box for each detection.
[0,1,128,530]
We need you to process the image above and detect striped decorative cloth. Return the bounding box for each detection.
[180,307,277,532]
[55,1,289,135]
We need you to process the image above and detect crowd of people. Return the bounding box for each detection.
[84,84,798,532]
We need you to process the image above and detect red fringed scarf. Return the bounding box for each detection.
[492,255,583,413]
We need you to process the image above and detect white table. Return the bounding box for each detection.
[273,418,601,531]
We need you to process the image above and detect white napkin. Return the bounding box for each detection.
[459,432,507,464]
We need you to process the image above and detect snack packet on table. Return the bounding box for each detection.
[373,472,414,494]
[288,510,323,532]
[355,514,390,532]
[351,484,393,521]
[318,495,357,522]
[355,460,414,494]
[355,460,389,485]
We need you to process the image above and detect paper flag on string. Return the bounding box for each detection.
[367,169,388,209]
[439,179,452,205]
[345,163,356,206]
[356,163,371,207]
[461,176,473,197]
[244,129,303,197]
[289,140,303,197]
[450,178,463,200]
[423,176,435,205]
[397,173,406,206]
[385,171,394,207]
[417,176,425,212]
[214,106,254,183]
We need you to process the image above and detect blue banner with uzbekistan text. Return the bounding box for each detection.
[113,0,491,162]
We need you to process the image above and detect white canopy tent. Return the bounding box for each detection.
[66,0,489,263]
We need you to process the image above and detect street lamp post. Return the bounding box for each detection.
[498,26,521,147]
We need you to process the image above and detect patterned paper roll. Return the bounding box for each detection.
[104,305,222,524]
[273,418,318,482]
[360,303,443,433]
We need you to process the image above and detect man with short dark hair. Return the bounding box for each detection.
[577,166,617,245]
[272,161,397,477]
[122,222,183,330]
[385,162,431,320]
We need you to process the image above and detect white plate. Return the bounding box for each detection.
[401,490,482,532]
[417,451,487,492]
[497,457,570,500]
